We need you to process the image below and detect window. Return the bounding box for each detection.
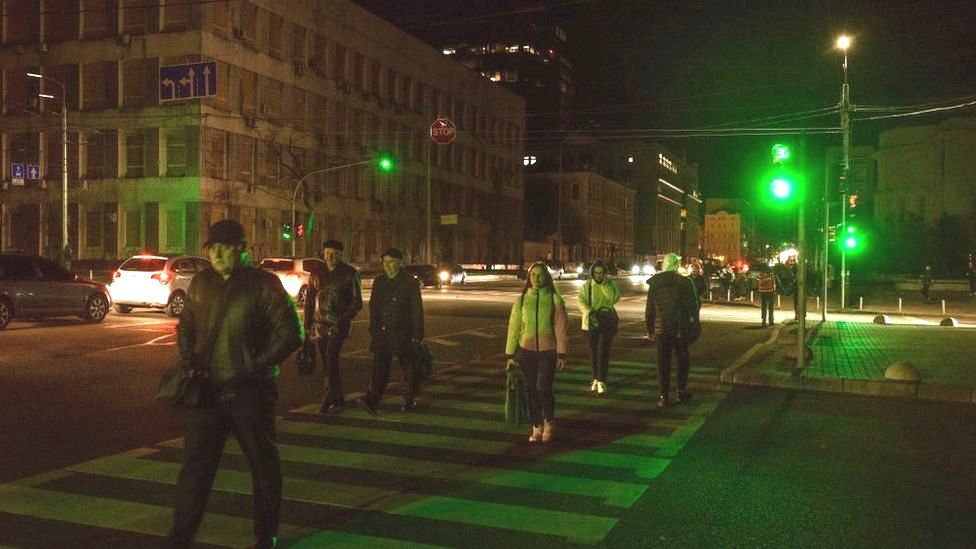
[571,183,580,200]
[268,13,284,58]
[166,210,185,248]
[234,134,255,182]
[86,211,102,248]
[266,78,283,118]
[353,52,365,89]
[287,86,306,130]
[45,65,79,111]
[204,128,227,179]
[85,130,117,179]
[240,1,258,42]
[313,35,328,74]
[125,132,146,177]
[3,0,39,44]
[164,1,199,31]
[122,0,157,35]
[205,0,230,36]
[240,69,257,115]
[331,43,347,80]
[166,127,188,177]
[125,211,141,247]
[83,62,118,110]
[123,59,156,108]
[43,0,80,42]
[289,24,306,61]
[45,131,79,182]
[3,70,31,114]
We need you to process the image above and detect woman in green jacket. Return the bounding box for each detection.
[505,262,569,443]
[578,260,621,395]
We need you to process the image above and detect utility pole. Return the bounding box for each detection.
[27,72,71,267]
[838,35,852,310]
[796,134,808,370]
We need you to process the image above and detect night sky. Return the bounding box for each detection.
[359,0,976,199]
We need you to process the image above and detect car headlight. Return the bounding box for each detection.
[439,271,449,281]
[643,265,656,275]
[576,266,584,274]
[631,265,640,275]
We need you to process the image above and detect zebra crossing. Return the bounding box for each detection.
[0,346,728,547]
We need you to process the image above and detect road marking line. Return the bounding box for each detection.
[425,336,460,347]
[466,329,498,338]
[97,333,175,354]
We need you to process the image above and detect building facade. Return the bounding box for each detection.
[873,116,976,229]
[0,0,525,267]
[524,170,634,263]
[702,211,744,265]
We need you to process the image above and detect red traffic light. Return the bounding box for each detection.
[296,223,305,237]
[849,194,859,208]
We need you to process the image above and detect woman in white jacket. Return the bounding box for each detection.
[577,260,621,395]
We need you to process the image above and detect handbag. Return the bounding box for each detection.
[415,341,434,381]
[679,277,702,345]
[295,340,316,375]
[504,368,529,427]
[587,281,619,334]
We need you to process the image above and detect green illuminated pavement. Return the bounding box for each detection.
[0,349,730,547]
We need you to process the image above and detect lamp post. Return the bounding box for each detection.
[290,159,373,257]
[27,72,70,267]
[836,35,852,310]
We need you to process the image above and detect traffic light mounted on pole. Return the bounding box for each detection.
[764,143,799,206]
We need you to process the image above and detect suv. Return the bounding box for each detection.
[258,257,325,304]
[0,252,111,329]
[109,255,211,317]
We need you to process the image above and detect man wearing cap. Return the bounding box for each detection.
[169,220,303,549]
[305,239,363,413]
[360,247,425,414]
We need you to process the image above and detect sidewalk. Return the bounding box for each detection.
[722,319,976,404]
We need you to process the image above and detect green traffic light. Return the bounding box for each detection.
[771,178,793,199]
[377,156,394,172]
[772,144,791,163]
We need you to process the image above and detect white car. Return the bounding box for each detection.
[258,257,325,304]
[109,255,211,317]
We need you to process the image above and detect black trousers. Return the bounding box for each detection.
[317,331,348,405]
[586,330,614,382]
[518,349,556,426]
[760,293,775,323]
[168,383,280,548]
[655,333,690,397]
[367,349,418,405]
[922,285,930,301]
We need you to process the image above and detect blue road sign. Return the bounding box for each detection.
[11,163,24,179]
[159,62,218,102]
[26,164,39,180]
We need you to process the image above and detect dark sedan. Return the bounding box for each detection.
[403,264,443,288]
[0,253,112,329]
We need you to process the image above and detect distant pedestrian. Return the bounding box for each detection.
[578,260,621,395]
[756,269,778,327]
[967,258,976,297]
[169,220,303,549]
[505,262,569,443]
[645,253,700,409]
[921,265,934,302]
[305,240,363,413]
[360,248,425,414]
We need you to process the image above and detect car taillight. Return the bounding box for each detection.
[152,272,172,284]
[112,270,121,281]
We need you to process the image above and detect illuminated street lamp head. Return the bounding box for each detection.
[771,178,792,199]
[27,72,43,79]
[836,35,851,50]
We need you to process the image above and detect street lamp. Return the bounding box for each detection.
[836,34,852,311]
[289,158,379,257]
[27,72,70,267]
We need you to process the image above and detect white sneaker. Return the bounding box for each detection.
[596,381,606,395]
[541,420,555,442]
[528,425,543,443]
[590,379,598,392]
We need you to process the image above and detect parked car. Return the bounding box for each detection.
[543,259,565,279]
[403,264,447,288]
[0,252,111,329]
[109,254,211,317]
[257,257,325,304]
[438,264,467,285]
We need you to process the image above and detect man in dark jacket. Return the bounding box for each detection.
[360,247,425,414]
[305,239,363,413]
[169,220,303,549]
[645,253,699,409]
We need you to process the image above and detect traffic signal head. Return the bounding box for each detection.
[376,152,395,172]
[849,193,859,208]
[296,223,305,237]
[770,177,794,200]
[771,144,791,164]
[282,223,292,240]
[843,226,858,249]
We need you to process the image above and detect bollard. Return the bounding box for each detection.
[859,297,863,311]
[898,298,902,313]
[90,269,94,279]
[942,299,946,315]
[816,296,820,310]
[750,290,754,303]
[777,294,781,309]
[727,288,731,301]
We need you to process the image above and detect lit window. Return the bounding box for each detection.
[488,72,502,82]
[522,45,535,54]
[523,155,537,166]
[627,156,634,163]
[506,44,520,53]
[442,48,456,55]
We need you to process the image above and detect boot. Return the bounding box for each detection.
[541,420,555,442]
[528,425,543,443]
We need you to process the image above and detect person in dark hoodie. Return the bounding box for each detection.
[645,253,700,409]
[577,260,621,395]
[169,220,303,549]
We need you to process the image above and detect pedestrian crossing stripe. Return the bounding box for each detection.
[0,356,727,546]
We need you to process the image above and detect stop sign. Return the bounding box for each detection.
[429,117,457,145]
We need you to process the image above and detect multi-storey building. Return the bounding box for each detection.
[524,170,634,263]
[0,0,525,267]
[702,210,745,265]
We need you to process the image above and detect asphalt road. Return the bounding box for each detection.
[1,278,973,547]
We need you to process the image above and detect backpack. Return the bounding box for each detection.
[757,273,776,293]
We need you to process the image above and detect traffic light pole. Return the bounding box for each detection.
[839,48,851,310]
[796,135,808,371]
[291,160,371,257]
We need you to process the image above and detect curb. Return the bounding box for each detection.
[719,321,976,405]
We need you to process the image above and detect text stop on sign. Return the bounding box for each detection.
[430,117,457,145]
